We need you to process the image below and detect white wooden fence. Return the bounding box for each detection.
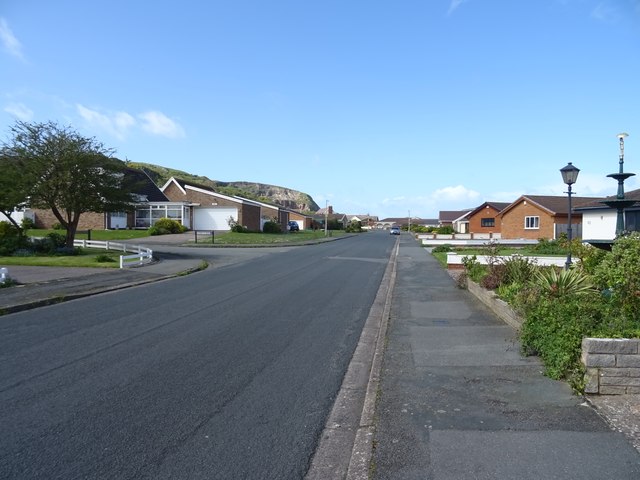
[73,239,153,268]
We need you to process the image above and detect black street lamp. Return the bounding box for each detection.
[560,162,580,269]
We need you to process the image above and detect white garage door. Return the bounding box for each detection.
[193,207,237,231]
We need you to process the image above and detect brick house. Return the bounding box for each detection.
[466,202,510,236]
[498,195,601,240]
[161,177,262,231]
[29,168,182,230]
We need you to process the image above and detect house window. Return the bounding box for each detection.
[525,216,540,229]
[481,218,495,227]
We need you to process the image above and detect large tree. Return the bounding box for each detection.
[0,151,29,232]
[3,121,136,247]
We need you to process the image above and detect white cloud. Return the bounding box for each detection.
[0,17,25,61]
[138,111,185,139]
[77,104,135,140]
[76,105,184,140]
[447,0,470,16]
[591,2,620,22]
[431,185,480,202]
[4,102,33,120]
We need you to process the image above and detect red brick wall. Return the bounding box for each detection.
[33,208,106,230]
[163,183,261,231]
[500,201,555,239]
[468,205,502,235]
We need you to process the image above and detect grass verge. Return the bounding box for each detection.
[206,230,348,245]
[0,248,122,268]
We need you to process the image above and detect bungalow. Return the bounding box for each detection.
[346,215,379,229]
[375,217,439,230]
[161,177,261,231]
[574,188,640,242]
[439,210,473,232]
[466,202,510,237]
[27,168,188,230]
[498,195,602,240]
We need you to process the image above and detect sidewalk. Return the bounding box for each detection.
[371,237,640,479]
[0,255,204,314]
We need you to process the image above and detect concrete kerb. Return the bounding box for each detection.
[305,238,399,479]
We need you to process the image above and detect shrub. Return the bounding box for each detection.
[148,226,168,236]
[52,223,65,230]
[227,217,247,233]
[533,267,595,298]
[500,255,537,286]
[152,218,187,234]
[461,255,487,283]
[20,217,35,230]
[95,253,116,263]
[31,232,67,254]
[480,264,505,290]
[574,242,607,276]
[593,232,640,327]
[0,221,29,255]
[532,238,567,255]
[262,221,282,234]
[432,244,453,253]
[436,225,454,234]
[345,221,362,233]
[520,293,608,389]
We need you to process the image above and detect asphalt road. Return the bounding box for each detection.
[0,232,395,479]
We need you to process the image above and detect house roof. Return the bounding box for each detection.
[347,214,379,222]
[378,217,439,226]
[574,188,640,211]
[123,168,169,202]
[467,202,511,217]
[499,195,603,217]
[439,210,472,223]
[162,177,249,205]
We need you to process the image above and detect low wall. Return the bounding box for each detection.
[466,278,523,330]
[582,338,640,395]
[449,253,567,269]
[465,279,639,395]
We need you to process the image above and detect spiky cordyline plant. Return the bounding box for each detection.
[534,266,595,298]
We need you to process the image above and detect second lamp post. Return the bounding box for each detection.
[560,162,580,269]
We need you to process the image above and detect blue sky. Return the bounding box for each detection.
[1,0,639,219]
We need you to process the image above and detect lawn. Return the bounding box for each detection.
[0,248,122,268]
[26,229,150,241]
[210,230,348,245]
[0,229,350,268]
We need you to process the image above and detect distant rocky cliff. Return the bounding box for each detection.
[128,162,320,212]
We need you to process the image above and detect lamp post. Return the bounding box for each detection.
[560,162,580,269]
[603,133,635,237]
[324,200,328,237]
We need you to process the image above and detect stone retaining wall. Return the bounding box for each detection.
[582,338,640,395]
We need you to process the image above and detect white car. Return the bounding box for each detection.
[390,226,400,235]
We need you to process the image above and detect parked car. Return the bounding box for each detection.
[288,221,300,232]
[390,226,400,235]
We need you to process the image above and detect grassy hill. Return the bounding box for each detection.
[127,161,320,212]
